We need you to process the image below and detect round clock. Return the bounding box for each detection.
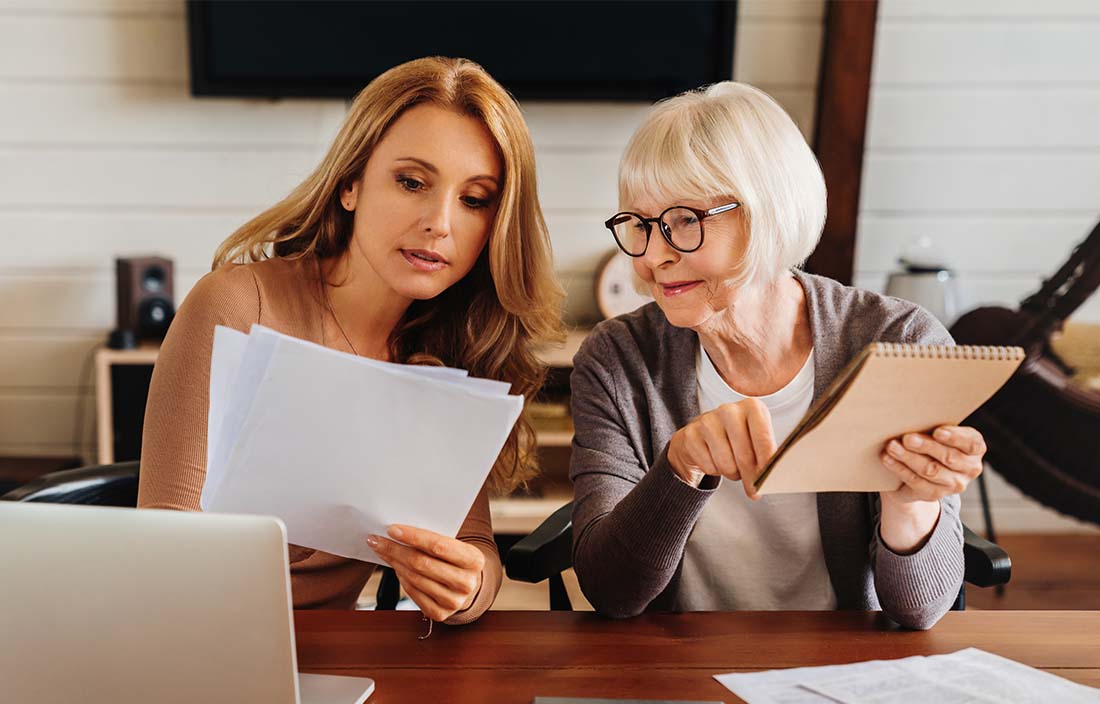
[593,249,653,320]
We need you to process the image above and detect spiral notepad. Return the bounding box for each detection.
[753,343,1025,495]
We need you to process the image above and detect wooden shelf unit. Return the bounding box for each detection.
[94,345,160,466]
[489,495,571,535]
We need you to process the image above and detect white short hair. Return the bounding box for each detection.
[619,81,827,289]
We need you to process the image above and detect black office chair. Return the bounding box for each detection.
[505,502,1012,612]
[0,461,403,610]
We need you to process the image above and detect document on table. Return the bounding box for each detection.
[714,648,1100,704]
[200,324,523,566]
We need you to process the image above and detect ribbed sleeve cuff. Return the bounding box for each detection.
[442,585,485,626]
[607,446,720,572]
[874,501,964,619]
[443,544,500,626]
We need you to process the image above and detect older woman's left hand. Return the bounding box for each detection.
[881,425,986,503]
[367,525,485,622]
[877,425,986,553]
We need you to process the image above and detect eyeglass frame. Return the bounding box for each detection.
[603,201,741,257]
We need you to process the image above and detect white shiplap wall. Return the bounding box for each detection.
[860,0,1100,532]
[859,0,1100,322]
[0,1,824,459]
[0,0,346,460]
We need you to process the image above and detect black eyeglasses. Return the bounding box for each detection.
[603,202,740,257]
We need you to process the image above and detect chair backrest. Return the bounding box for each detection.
[0,461,140,507]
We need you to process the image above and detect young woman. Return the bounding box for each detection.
[138,57,563,624]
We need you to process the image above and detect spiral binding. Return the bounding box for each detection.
[870,343,1026,361]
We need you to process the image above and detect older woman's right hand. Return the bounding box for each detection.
[666,398,777,499]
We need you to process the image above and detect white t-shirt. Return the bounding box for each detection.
[678,343,837,610]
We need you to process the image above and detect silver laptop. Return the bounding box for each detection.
[0,502,374,704]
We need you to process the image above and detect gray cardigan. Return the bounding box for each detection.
[569,269,965,630]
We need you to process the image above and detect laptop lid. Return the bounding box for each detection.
[0,503,300,704]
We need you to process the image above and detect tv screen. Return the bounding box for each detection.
[187,1,736,101]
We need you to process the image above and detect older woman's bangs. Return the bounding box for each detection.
[616,82,826,289]
[618,108,733,211]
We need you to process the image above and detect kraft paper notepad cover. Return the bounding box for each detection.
[753,343,1025,495]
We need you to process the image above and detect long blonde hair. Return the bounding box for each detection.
[214,57,564,494]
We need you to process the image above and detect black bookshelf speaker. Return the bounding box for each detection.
[116,257,175,341]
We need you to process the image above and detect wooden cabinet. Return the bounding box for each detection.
[94,345,159,466]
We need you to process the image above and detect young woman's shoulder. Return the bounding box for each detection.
[177,262,262,334]
[178,257,316,335]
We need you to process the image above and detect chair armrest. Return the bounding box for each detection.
[962,523,1012,588]
[505,502,573,584]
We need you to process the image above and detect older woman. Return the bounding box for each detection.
[570,82,985,630]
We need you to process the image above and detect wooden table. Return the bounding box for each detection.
[295,610,1100,703]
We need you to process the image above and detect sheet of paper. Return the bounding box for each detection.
[202,325,523,565]
[202,326,249,510]
[238,325,515,400]
[801,660,990,703]
[717,649,1100,704]
[889,649,1100,704]
[713,662,856,703]
[202,325,497,510]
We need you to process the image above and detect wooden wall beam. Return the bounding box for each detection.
[806,0,879,285]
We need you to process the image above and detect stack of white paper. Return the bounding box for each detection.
[201,324,524,566]
[715,648,1100,703]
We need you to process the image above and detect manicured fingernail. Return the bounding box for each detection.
[888,441,904,456]
[935,428,951,442]
[882,454,896,467]
[366,535,380,548]
[388,526,404,539]
[907,434,923,448]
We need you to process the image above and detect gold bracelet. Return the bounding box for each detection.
[418,615,433,640]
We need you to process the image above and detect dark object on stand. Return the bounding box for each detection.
[114,256,175,345]
[951,219,1100,528]
[107,328,137,350]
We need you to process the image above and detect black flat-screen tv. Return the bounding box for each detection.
[187,1,736,101]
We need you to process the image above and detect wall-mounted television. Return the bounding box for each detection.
[187,1,736,101]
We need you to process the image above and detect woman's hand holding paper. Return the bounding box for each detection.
[367,525,485,622]
[878,425,987,553]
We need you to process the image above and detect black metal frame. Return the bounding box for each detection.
[604,202,740,257]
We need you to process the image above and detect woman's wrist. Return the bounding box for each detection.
[669,461,705,488]
[667,433,705,487]
[878,494,941,555]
